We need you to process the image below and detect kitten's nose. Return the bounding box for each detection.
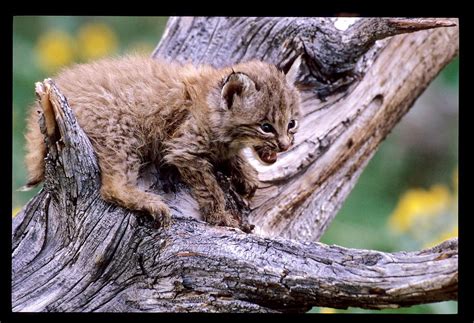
[278,137,291,152]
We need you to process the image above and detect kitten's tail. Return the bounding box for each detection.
[22,104,47,192]
[17,181,41,192]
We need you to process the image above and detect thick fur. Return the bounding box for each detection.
[25,55,300,228]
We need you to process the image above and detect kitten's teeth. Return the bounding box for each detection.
[261,151,277,164]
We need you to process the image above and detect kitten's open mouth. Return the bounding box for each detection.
[253,146,278,165]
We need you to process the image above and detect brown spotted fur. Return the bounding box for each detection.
[24,55,300,228]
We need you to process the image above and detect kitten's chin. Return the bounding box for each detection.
[253,146,278,165]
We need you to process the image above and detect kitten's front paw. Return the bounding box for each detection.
[206,211,240,229]
[148,203,172,228]
[206,211,255,233]
[240,222,255,233]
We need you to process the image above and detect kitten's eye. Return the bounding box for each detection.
[260,123,274,133]
[288,119,297,130]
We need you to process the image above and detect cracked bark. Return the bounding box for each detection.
[12,17,458,313]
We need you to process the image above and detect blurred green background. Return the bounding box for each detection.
[12,16,458,314]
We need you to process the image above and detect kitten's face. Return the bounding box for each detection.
[214,62,301,164]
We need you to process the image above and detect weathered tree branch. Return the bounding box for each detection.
[14,180,459,312]
[153,17,455,96]
[13,17,458,312]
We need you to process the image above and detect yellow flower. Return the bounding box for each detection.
[12,206,22,218]
[388,166,458,250]
[388,185,451,233]
[77,23,118,61]
[35,30,76,72]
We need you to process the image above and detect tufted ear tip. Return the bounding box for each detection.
[221,72,256,109]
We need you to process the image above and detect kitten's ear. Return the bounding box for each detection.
[221,72,256,109]
[285,55,302,86]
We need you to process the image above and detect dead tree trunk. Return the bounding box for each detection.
[12,17,458,313]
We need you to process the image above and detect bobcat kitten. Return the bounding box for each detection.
[24,55,301,229]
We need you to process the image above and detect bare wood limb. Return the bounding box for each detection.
[12,18,458,312]
[13,173,458,312]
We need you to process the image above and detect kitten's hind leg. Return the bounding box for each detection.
[99,156,171,227]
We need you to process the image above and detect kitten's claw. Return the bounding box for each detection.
[207,211,240,229]
[148,204,172,228]
[206,210,254,233]
[240,222,255,233]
